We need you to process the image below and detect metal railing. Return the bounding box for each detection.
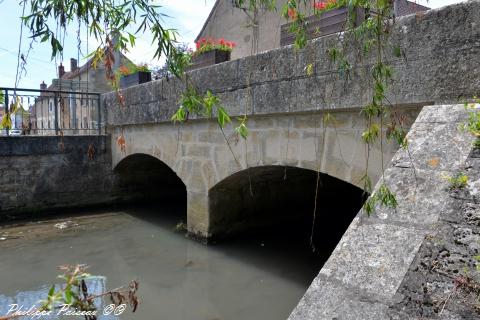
[0,87,104,136]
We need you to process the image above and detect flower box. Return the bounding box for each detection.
[119,71,152,89]
[280,7,366,46]
[188,49,231,71]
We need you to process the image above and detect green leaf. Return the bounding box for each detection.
[377,184,397,209]
[235,121,249,139]
[128,33,136,47]
[203,90,219,118]
[1,113,12,129]
[171,106,187,123]
[217,107,231,128]
[363,197,376,216]
[305,63,314,76]
[48,285,55,298]
[362,123,380,144]
[64,286,73,304]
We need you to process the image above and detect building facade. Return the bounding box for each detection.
[30,53,132,135]
[196,0,430,60]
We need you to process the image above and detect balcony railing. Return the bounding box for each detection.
[0,87,104,136]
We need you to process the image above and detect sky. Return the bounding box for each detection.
[0,0,217,89]
[0,0,466,89]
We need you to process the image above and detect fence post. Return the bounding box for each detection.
[97,95,102,135]
[54,92,59,135]
[4,89,9,136]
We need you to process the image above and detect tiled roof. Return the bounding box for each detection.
[395,0,430,17]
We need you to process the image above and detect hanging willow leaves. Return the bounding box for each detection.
[1,113,12,130]
[217,107,231,128]
[235,118,249,139]
[22,0,187,77]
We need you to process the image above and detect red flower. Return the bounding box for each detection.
[192,37,236,54]
[314,1,327,10]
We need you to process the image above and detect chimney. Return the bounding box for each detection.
[70,58,78,72]
[40,81,47,90]
[111,32,121,71]
[58,63,65,78]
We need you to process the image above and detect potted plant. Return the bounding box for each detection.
[188,38,236,71]
[118,63,152,89]
[280,0,367,46]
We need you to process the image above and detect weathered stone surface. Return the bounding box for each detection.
[289,276,390,320]
[388,138,480,319]
[103,2,480,317]
[105,1,480,127]
[0,136,114,219]
[319,218,427,298]
[289,104,479,319]
[110,107,418,240]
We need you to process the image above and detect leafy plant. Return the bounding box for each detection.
[387,123,408,149]
[193,38,236,56]
[460,99,480,140]
[475,255,480,272]
[444,172,469,190]
[362,183,397,216]
[313,0,341,13]
[0,265,139,320]
[118,63,150,77]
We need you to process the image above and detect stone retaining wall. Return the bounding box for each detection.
[288,104,480,319]
[0,136,114,219]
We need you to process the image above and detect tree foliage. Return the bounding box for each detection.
[21,0,187,77]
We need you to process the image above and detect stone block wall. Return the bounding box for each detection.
[0,136,115,219]
[288,104,480,319]
[104,1,480,127]
[109,107,420,239]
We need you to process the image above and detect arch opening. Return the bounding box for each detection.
[209,165,367,264]
[113,154,187,220]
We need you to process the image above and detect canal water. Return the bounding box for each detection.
[0,206,325,320]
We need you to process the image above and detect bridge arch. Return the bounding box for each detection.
[113,153,187,213]
[207,165,366,249]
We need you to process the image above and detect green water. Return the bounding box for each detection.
[0,207,322,320]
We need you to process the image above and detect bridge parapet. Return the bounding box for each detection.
[104,0,480,127]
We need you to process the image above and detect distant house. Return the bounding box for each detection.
[196,0,430,60]
[30,52,132,135]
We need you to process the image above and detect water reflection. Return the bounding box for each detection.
[0,278,118,320]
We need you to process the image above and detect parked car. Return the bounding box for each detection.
[0,129,22,136]
[10,129,22,136]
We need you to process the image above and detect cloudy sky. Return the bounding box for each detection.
[0,0,464,89]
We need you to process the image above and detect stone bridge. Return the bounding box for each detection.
[105,1,480,241]
[0,1,478,319]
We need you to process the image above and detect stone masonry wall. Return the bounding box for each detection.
[104,1,480,127]
[104,0,480,239]
[109,107,419,238]
[0,136,114,219]
[288,105,480,319]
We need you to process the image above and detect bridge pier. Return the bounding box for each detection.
[186,191,211,240]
